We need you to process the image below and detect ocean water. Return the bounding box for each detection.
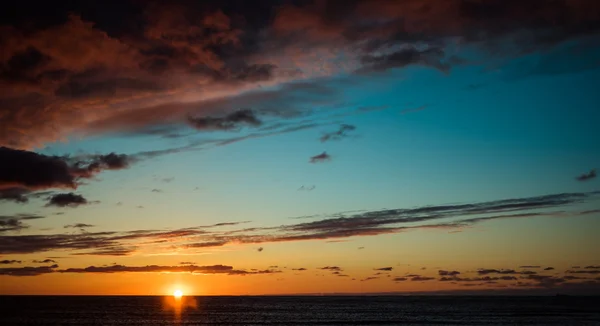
[1,296,599,325]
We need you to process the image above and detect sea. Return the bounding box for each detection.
[1,296,599,325]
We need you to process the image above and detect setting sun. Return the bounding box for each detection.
[173,290,183,298]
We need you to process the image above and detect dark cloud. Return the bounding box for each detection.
[1,0,599,149]
[187,109,262,131]
[585,266,600,269]
[438,270,461,276]
[0,147,78,190]
[319,124,356,142]
[64,223,94,229]
[566,270,600,275]
[58,264,233,274]
[32,259,57,264]
[309,151,331,163]
[292,268,307,271]
[257,247,264,252]
[477,269,518,275]
[46,193,88,208]
[544,267,555,271]
[0,214,44,233]
[357,47,450,74]
[320,266,342,272]
[359,276,378,282]
[1,191,598,256]
[0,147,131,193]
[576,169,597,181]
[393,277,408,282]
[298,185,316,191]
[374,267,393,271]
[0,264,58,276]
[411,276,435,282]
[0,260,21,264]
[0,187,30,203]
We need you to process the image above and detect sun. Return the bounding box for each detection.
[173,289,183,298]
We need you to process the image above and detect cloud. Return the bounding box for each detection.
[544,267,555,271]
[374,267,393,271]
[292,268,307,271]
[0,214,44,233]
[1,0,599,149]
[411,276,435,281]
[32,259,57,264]
[180,262,195,265]
[393,277,408,282]
[319,124,356,142]
[0,264,58,276]
[0,188,30,203]
[576,169,597,181]
[585,266,600,269]
[438,270,461,276]
[320,266,342,272]
[0,147,132,194]
[58,264,233,274]
[356,47,450,74]
[298,185,316,191]
[1,191,598,255]
[309,151,331,163]
[257,247,264,252]
[566,270,600,275]
[519,266,541,269]
[0,260,21,264]
[46,193,89,208]
[187,109,262,131]
[64,223,95,229]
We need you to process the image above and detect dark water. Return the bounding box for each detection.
[1,296,599,325]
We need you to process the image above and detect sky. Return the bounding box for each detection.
[1,0,599,296]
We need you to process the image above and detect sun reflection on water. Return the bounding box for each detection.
[162,294,198,324]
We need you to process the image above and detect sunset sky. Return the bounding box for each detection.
[1,0,599,295]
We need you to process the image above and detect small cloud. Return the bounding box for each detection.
[0,260,22,264]
[361,277,379,282]
[519,266,541,269]
[309,152,331,163]
[544,267,555,271]
[292,268,307,271]
[319,124,356,142]
[298,185,316,191]
[64,223,94,229]
[576,169,597,181]
[32,259,57,264]
[151,189,162,193]
[187,109,262,131]
[320,266,342,272]
[400,105,427,115]
[46,193,89,208]
[257,247,264,252]
[0,264,59,276]
[179,262,196,265]
[585,266,600,269]
[438,270,461,276]
[374,267,393,271]
[393,277,407,282]
[411,276,436,281]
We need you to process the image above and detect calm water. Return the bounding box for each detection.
[1,296,599,325]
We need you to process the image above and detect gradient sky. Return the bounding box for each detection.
[1,0,599,295]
